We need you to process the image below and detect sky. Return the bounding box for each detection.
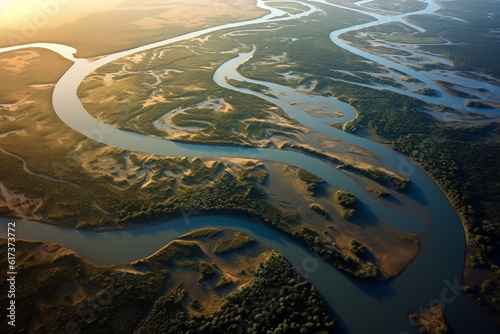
[0,0,122,29]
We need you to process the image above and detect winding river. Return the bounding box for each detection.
[1,0,499,333]
[317,0,500,115]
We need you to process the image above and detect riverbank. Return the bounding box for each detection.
[1,0,499,332]
[0,235,335,333]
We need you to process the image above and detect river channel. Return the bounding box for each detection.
[0,0,498,333]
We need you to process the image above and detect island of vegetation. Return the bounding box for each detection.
[408,305,449,334]
[334,190,357,218]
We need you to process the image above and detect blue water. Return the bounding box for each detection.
[1,0,498,332]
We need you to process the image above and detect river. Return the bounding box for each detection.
[0,0,499,333]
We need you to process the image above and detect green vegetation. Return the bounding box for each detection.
[215,276,233,288]
[240,161,268,184]
[198,262,216,282]
[254,2,498,312]
[358,0,427,13]
[291,226,377,279]
[367,186,391,198]
[268,1,311,15]
[333,189,356,212]
[7,5,497,334]
[144,241,204,264]
[350,239,367,255]
[330,121,343,129]
[3,0,479,287]
[180,228,223,240]
[334,190,357,207]
[283,142,409,190]
[0,239,167,334]
[213,232,256,255]
[225,77,276,98]
[318,85,500,262]
[297,168,325,193]
[394,133,500,257]
[137,252,335,333]
[334,190,357,218]
[1,239,335,334]
[0,72,378,280]
[409,305,449,334]
[237,9,378,86]
[412,88,442,97]
[464,264,500,310]
[434,80,475,99]
[466,101,494,109]
[405,0,500,78]
[181,158,224,185]
[327,85,500,271]
[309,203,329,219]
[98,161,377,278]
[344,93,432,139]
[340,163,409,190]
[78,37,304,148]
[338,0,500,79]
